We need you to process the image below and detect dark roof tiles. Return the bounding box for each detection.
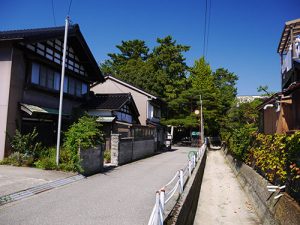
[87,93,132,110]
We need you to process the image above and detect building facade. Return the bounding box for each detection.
[92,75,166,149]
[0,25,104,159]
[258,18,300,134]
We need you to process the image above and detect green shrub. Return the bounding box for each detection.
[63,115,103,153]
[227,124,256,160]
[104,150,111,163]
[8,128,44,160]
[0,152,34,166]
[34,147,57,170]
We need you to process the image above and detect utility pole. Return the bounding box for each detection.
[56,16,69,166]
[200,95,204,144]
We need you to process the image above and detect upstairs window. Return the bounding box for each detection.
[30,62,88,97]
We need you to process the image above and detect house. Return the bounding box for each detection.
[85,93,142,149]
[258,18,300,134]
[91,75,166,149]
[0,25,104,160]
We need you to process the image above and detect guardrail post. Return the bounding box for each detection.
[179,169,184,193]
[155,191,160,224]
[160,190,165,212]
[192,155,196,168]
[188,160,192,177]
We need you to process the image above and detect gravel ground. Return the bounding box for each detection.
[193,150,261,225]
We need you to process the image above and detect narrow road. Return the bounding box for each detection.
[193,150,261,225]
[0,147,194,225]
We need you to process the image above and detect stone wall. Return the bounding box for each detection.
[111,134,155,165]
[223,148,300,225]
[80,145,104,176]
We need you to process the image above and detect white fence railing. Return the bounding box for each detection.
[147,143,207,225]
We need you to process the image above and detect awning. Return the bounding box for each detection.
[20,103,69,116]
[96,116,116,123]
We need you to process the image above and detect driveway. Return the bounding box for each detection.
[0,165,75,196]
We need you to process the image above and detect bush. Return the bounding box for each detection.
[8,128,44,160]
[0,152,34,166]
[63,115,103,153]
[227,124,256,160]
[104,150,111,163]
[34,147,57,170]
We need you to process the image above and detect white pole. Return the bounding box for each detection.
[56,17,69,166]
[200,95,204,144]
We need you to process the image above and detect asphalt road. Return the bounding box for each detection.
[0,147,195,225]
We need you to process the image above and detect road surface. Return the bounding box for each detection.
[0,147,195,225]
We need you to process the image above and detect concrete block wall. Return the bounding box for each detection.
[80,145,104,176]
[111,134,155,165]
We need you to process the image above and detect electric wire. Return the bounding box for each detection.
[51,0,56,26]
[205,0,211,58]
[67,0,73,16]
[203,0,208,57]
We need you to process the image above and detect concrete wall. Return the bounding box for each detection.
[0,44,13,160]
[110,134,155,165]
[223,149,300,225]
[80,145,104,176]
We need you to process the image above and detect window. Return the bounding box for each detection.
[82,83,88,95]
[39,66,47,87]
[30,62,86,97]
[63,76,68,93]
[47,69,54,89]
[54,72,60,90]
[75,80,82,97]
[68,77,75,95]
[31,63,40,84]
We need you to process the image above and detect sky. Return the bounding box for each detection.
[0,0,299,95]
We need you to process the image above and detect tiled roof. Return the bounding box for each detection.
[87,93,133,110]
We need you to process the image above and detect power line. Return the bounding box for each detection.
[51,0,56,26]
[203,0,208,57]
[205,0,211,58]
[67,0,73,16]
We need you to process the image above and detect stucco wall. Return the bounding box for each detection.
[110,134,155,165]
[0,45,13,159]
[92,79,148,125]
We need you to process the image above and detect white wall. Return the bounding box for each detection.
[0,46,12,159]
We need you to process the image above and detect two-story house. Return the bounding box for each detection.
[92,75,166,149]
[258,18,300,134]
[85,93,141,149]
[0,25,104,159]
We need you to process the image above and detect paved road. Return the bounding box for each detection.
[193,150,261,225]
[0,147,195,225]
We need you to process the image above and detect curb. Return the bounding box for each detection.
[0,174,85,206]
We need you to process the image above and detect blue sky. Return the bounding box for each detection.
[0,0,299,95]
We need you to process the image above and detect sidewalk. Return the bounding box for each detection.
[193,150,261,225]
[0,165,76,197]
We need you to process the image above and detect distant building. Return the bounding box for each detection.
[92,75,166,149]
[236,95,264,104]
[85,93,142,149]
[0,25,104,159]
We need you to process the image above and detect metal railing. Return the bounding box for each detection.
[147,143,207,225]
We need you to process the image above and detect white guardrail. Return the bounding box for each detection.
[147,143,207,225]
